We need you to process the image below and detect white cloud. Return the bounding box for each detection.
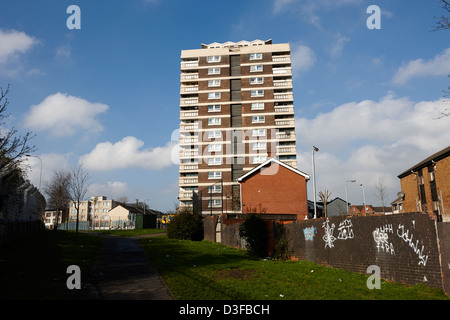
[79,136,178,171]
[330,34,350,59]
[22,153,72,189]
[90,181,128,199]
[290,44,316,77]
[392,48,450,85]
[24,93,109,137]
[295,94,450,205]
[0,29,38,64]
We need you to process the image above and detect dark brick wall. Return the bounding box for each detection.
[438,222,450,295]
[203,215,218,243]
[285,212,443,289]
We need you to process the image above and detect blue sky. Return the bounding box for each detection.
[1,0,449,211]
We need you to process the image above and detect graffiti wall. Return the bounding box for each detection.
[285,212,444,289]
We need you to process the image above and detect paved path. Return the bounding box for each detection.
[71,233,174,300]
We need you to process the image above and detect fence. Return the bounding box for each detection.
[205,212,450,295]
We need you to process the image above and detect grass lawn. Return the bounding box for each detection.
[138,235,450,300]
[99,228,166,237]
[0,230,103,299]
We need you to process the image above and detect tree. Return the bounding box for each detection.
[375,178,388,214]
[0,85,35,177]
[318,190,332,218]
[44,170,71,231]
[68,164,91,239]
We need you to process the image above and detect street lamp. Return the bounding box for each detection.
[359,184,366,214]
[26,154,42,190]
[312,146,319,219]
[345,180,356,215]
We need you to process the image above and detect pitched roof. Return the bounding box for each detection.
[237,158,310,182]
[398,146,450,178]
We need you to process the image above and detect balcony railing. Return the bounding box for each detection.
[182,111,198,118]
[180,178,198,185]
[182,124,199,131]
[272,56,291,63]
[273,68,292,75]
[274,105,294,113]
[181,86,199,94]
[277,147,296,154]
[275,119,295,127]
[180,73,199,81]
[274,93,293,100]
[273,80,293,87]
[180,98,199,105]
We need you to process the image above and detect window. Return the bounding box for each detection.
[208,118,221,126]
[250,77,263,85]
[250,53,262,60]
[208,186,222,194]
[208,67,220,75]
[251,90,264,97]
[252,115,265,123]
[208,92,221,99]
[208,157,222,165]
[208,171,222,179]
[250,65,263,72]
[208,105,221,112]
[208,80,221,87]
[251,103,265,110]
[208,199,222,208]
[208,144,222,152]
[252,142,266,150]
[253,156,267,164]
[208,130,222,138]
[207,56,221,63]
[252,129,266,137]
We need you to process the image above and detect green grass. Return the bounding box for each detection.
[98,228,166,237]
[139,235,450,300]
[0,230,103,299]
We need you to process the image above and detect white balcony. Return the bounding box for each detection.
[275,119,295,127]
[274,93,293,100]
[180,111,198,119]
[273,68,292,76]
[179,178,198,185]
[277,146,296,154]
[272,55,291,63]
[273,80,293,88]
[274,105,294,113]
[180,85,199,94]
[180,73,199,81]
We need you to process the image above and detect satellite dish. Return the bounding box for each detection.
[397,192,405,198]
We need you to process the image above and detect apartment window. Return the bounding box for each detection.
[253,156,267,164]
[251,90,264,97]
[208,185,222,194]
[250,77,263,85]
[251,103,265,110]
[208,67,220,75]
[208,144,222,152]
[208,105,221,112]
[249,53,262,60]
[208,92,221,99]
[208,118,221,126]
[252,142,267,150]
[250,65,263,72]
[208,157,222,165]
[252,129,266,137]
[208,80,221,87]
[207,56,221,63]
[208,199,222,208]
[208,171,222,179]
[208,130,222,138]
[252,115,265,123]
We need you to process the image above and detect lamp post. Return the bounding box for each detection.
[360,184,366,214]
[26,154,42,190]
[345,180,356,215]
[312,146,319,219]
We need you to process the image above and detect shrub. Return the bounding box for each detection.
[239,214,268,258]
[167,208,204,241]
[272,223,293,261]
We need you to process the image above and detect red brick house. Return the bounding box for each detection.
[397,145,450,221]
[349,205,375,215]
[237,158,310,222]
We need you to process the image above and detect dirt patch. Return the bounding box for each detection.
[214,268,256,281]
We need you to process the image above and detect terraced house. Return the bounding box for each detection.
[178,39,297,215]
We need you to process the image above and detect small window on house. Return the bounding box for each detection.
[208,80,221,87]
[208,105,221,112]
[207,56,221,63]
[250,77,264,85]
[208,68,221,75]
[249,53,262,60]
[208,171,222,179]
[250,65,263,72]
[252,115,265,123]
[251,103,265,110]
[208,118,221,126]
[208,92,221,99]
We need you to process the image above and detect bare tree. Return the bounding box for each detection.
[434,0,450,31]
[375,178,388,214]
[44,170,71,231]
[0,85,36,177]
[318,190,332,218]
[68,164,91,239]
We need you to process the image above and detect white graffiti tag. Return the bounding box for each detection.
[397,224,429,266]
[322,218,336,249]
[373,226,395,255]
[337,219,354,240]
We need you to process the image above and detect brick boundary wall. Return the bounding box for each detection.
[285,213,444,290]
[206,212,450,293]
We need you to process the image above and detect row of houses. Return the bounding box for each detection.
[44,196,164,230]
[218,145,450,223]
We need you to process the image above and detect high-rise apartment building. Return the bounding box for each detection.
[179,39,297,215]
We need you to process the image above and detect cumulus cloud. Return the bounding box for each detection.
[89,181,128,199]
[295,94,450,205]
[22,153,72,188]
[291,44,316,77]
[79,136,178,171]
[392,48,450,85]
[0,29,38,64]
[24,93,109,137]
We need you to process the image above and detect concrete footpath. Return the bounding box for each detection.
[69,233,174,300]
